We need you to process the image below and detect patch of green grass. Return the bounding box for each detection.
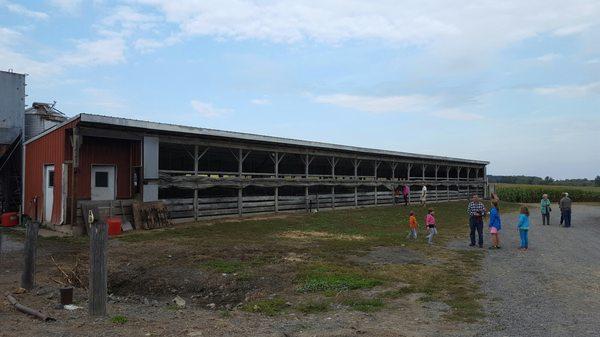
[202,259,243,273]
[297,300,331,314]
[242,297,288,316]
[297,263,383,292]
[111,315,128,324]
[342,298,384,312]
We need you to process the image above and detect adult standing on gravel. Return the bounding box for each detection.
[560,193,572,227]
[467,195,486,248]
[540,194,551,225]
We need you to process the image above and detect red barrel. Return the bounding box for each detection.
[107,217,122,236]
[1,212,19,227]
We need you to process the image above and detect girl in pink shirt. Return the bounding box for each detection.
[425,208,437,245]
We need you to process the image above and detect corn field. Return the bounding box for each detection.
[495,184,600,203]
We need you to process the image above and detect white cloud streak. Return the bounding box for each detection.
[0,0,48,19]
[49,0,83,14]
[432,108,484,121]
[59,37,126,66]
[191,100,231,117]
[313,94,433,113]
[250,98,270,105]
[534,82,600,98]
[133,0,600,56]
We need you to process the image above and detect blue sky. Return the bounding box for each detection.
[1,0,599,179]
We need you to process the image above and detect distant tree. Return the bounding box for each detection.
[595,175,600,187]
[544,176,554,185]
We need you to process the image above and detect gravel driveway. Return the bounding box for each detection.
[475,204,600,337]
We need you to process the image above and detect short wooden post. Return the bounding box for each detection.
[89,218,108,317]
[21,221,40,290]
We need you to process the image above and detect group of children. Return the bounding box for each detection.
[406,208,438,245]
[405,203,532,251]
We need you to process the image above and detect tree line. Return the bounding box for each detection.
[488,175,600,187]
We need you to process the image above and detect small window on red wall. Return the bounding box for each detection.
[48,171,55,187]
[95,171,109,187]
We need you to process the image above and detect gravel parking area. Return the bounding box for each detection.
[476,204,600,337]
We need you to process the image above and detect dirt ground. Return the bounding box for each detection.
[3,202,597,337]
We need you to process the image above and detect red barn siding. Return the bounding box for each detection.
[24,119,78,223]
[76,137,135,200]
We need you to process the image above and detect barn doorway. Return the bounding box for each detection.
[91,165,116,201]
[44,165,54,222]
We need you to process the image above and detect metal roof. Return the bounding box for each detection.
[25,113,488,165]
[77,113,488,165]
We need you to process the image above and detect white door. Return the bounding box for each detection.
[91,165,116,201]
[44,165,54,222]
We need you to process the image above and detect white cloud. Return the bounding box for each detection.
[536,53,562,62]
[534,82,600,98]
[553,23,593,36]
[0,1,48,19]
[313,94,433,113]
[133,0,600,56]
[250,98,270,105]
[133,35,180,52]
[60,37,126,66]
[0,27,61,77]
[82,87,127,111]
[49,0,82,14]
[313,93,486,121]
[101,6,161,35]
[432,108,483,121]
[191,100,231,117]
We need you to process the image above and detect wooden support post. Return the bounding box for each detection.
[271,152,284,212]
[328,157,338,209]
[421,164,426,181]
[70,128,81,231]
[435,165,439,181]
[407,163,412,180]
[466,167,471,182]
[234,148,249,216]
[390,162,398,205]
[353,159,358,207]
[303,154,313,211]
[193,145,199,221]
[446,167,451,201]
[89,218,108,317]
[20,221,40,290]
[374,161,380,205]
[457,166,462,182]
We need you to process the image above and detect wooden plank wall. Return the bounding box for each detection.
[162,186,484,220]
[75,186,484,223]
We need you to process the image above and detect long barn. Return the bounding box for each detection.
[23,113,488,232]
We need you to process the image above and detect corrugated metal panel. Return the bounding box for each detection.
[0,71,25,144]
[24,114,46,141]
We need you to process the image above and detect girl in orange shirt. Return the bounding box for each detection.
[407,211,418,239]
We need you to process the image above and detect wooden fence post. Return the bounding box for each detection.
[89,215,108,317]
[21,221,40,290]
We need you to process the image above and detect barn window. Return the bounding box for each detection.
[95,171,109,187]
[48,171,54,187]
